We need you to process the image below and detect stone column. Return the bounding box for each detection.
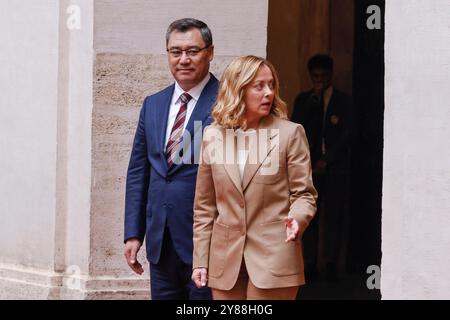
[0,0,97,299]
[382,0,450,299]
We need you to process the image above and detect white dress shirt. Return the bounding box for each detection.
[322,85,334,155]
[164,73,211,147]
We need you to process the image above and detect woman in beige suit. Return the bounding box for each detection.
[191,55,317,300]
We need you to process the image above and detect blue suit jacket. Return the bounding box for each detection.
[124,74,219,265]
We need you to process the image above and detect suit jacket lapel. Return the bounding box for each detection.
[156,84,175,173]
[325,88,339,129]
[184,74,218,139]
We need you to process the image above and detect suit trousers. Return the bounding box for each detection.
[150,227,212,300]
[211,260,299,300]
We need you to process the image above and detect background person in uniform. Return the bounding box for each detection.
[191,55,317,300]
[290,54,353,282]
[123,18,218,300]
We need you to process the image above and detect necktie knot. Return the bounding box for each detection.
[180,92,192,105]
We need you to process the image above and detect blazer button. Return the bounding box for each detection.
[239,201,245,208]
[165,177,172,183]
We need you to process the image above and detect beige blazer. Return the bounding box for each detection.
[193,115,317,290]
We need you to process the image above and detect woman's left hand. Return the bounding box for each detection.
[284,216,299,242]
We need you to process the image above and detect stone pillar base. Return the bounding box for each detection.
[0,263,150,300]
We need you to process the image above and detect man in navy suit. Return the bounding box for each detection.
[123,18,218,300]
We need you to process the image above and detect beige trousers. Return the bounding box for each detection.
[211,260,299,300]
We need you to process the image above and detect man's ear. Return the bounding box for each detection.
[209,45,214,61]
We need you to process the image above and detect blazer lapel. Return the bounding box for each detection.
[242,115,278,192]
[220,128,244,196]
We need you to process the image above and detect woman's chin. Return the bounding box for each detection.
[260,107,271,116]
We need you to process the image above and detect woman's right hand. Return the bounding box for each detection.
[191,268,208,288]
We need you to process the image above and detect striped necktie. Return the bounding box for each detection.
[166,92,192,167]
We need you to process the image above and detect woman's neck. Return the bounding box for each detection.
[245,117,261,130]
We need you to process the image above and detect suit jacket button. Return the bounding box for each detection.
[240,201,245,208]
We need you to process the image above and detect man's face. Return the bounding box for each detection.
[167,28,214,91]
[310,67,332,93]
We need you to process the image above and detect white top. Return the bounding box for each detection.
[323,85,334,117]
[237,149,249,180]
[164,73,211,147]
[322,85,334,155]
[235,128,256,180]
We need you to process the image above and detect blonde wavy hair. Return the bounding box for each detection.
[212,55,288,129]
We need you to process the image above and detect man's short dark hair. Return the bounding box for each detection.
[307,54,334,72]
[166,18,213,47]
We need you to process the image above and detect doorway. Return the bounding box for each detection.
[267,0,384,299]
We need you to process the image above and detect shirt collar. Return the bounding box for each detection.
[174,73,211,103]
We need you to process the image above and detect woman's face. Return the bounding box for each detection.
[243,64,275,124]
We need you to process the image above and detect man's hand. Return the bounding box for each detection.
[124,238,144,275]
[191,268,208,288]
[284,216,300,242]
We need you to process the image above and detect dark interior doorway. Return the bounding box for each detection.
[267,0,384,299]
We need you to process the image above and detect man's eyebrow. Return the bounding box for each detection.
[168,46,200,49]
